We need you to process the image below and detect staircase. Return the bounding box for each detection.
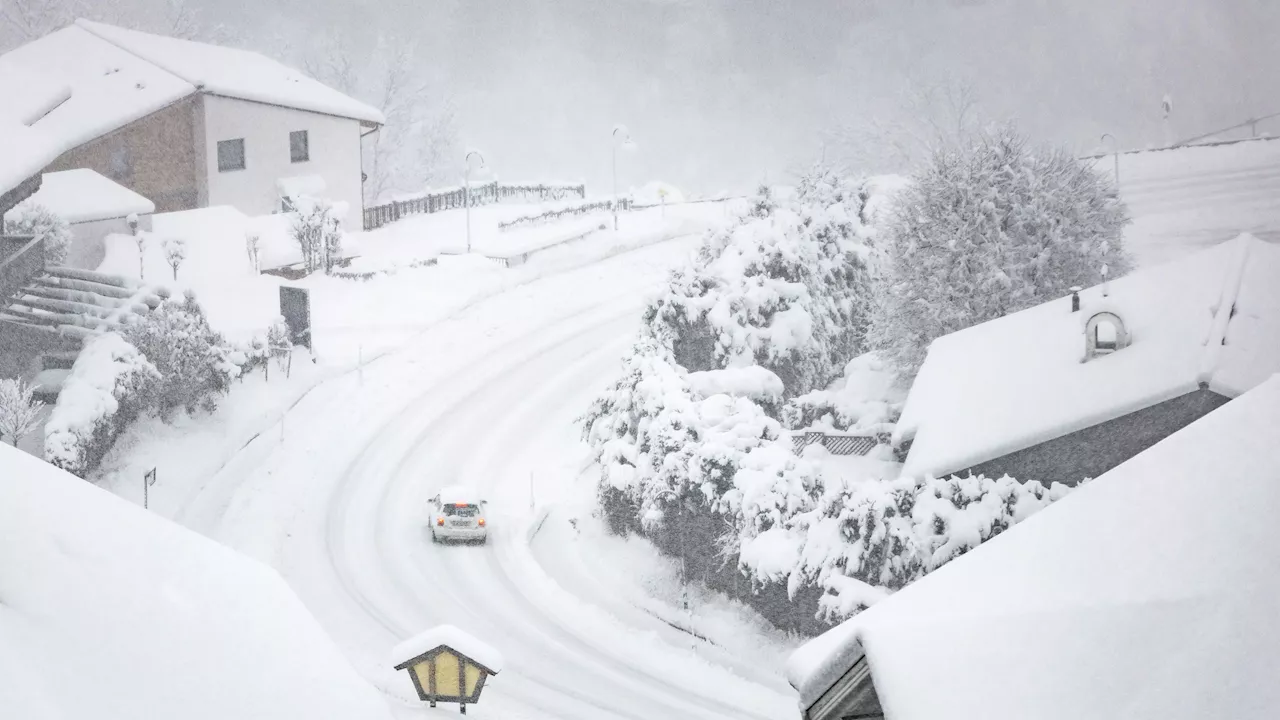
[0,266,161,401]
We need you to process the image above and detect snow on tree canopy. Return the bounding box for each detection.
[894,234,1280,482]
[391,625,505,673]
[0,443,394,720]
[870,125,1132,379]
[788,373,1280,720]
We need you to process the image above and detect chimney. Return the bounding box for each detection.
[1070,286,1082,312]
[1100,264,1110,298]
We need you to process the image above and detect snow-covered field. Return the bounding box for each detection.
[1104,138,1280,267]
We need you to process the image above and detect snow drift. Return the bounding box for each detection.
[0,443,394,720]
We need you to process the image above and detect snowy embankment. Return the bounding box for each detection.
[0,444,394,720]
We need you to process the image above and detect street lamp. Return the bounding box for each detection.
[464,149,486,253]
[611,125,635,231]
[1101,133,1120,191]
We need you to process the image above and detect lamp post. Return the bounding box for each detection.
[1101,133,1120,191]
[611,125,633,231]
[464,149,485,253]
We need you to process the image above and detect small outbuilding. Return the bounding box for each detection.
[19,168,155,268]
[392,624,504,714]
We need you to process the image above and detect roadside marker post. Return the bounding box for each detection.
[143,467,156,509]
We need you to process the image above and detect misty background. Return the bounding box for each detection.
[5,0,1278,199]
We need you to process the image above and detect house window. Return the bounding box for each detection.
[217,138,246,172]
[290,130,309,163]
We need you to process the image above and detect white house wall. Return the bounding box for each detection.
[201,95,364,218]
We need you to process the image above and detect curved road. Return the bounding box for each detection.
[182,239,798,719]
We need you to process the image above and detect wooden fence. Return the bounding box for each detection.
[362,181,587,231]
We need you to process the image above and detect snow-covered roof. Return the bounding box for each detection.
[0,21,383,168]
[391,625,505,673]
[788,374,1280,720]
[0,444,394,720]
[0,25,195,157]
[895,233,1280,480]
[76,20,385,125]
[0,63,74,201]
[25,169,155,223]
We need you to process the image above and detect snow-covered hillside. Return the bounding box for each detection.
[0,443,393,720]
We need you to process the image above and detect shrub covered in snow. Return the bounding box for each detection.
[650,167,877,399]
[291,197,344,274]
[781,353,905,435]
[582,169,1086,633]
[736,472,1078,622]
[3,201,72,266]
[122,292,240,418]
[0,378,45,446]
[870,125,1132,379]
[45,334,161,478]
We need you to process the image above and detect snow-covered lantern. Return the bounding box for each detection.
[392,625,503,714]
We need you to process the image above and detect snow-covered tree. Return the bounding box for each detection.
[870,124,1132,379]
[291,198,344,274]
[3,201,72,266]
[0,378,44,446]
[299,32,459,204]
[163,238,187,280]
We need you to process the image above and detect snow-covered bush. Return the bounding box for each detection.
[871,125,1132,379]
[3,201,72,266]
[45,334,160,478]
[291,198,344,274]
[121,292,238,418]
[245,231,262,274]
[0,378,45,446]
[734,472,1078,622]
[650,169,877,399]
[782,353,905,435]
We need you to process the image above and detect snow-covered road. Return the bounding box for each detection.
[174,236,798,719]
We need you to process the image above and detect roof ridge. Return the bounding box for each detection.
[72,19,200,91]
[1197,234,1254,387]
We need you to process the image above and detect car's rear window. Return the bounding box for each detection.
[443,504,479,517]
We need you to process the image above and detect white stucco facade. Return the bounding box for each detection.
[202,95,364,218]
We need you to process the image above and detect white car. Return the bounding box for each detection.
[429,487,489,544]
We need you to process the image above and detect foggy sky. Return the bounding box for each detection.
[128,0,1280,195]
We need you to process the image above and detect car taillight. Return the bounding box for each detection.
[478,518,486,527]
[436,517,444,526]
